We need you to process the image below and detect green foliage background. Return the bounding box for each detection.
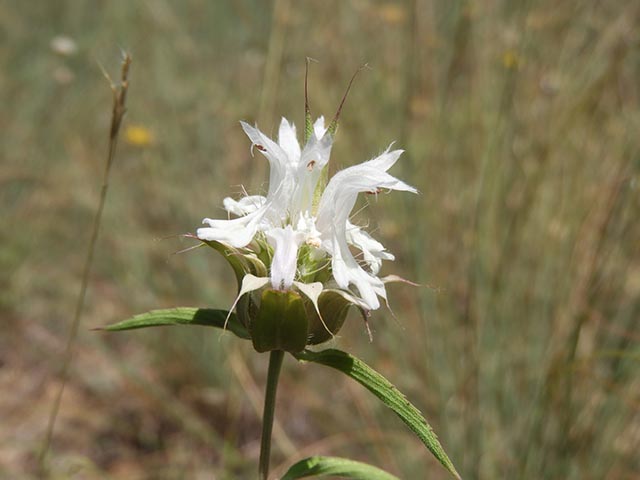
[1,1,639,478]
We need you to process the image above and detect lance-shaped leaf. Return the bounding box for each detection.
[293,349,460,479]
[99,307,250,340]
[281,456,400,480]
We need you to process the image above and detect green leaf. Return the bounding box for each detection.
[281,456,400,480]
[294,349,461,479]
[99,307,250,340]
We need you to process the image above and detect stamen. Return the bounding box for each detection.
[306,237,321,248]
[302,260,331,277]
[350,203,370,221]
[255,144,266,152]
[171,243,206,256]
[307,160,316,171]
[363,310,373,342]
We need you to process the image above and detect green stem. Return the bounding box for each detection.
[259,350,285,480]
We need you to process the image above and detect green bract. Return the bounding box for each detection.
[203,239,358,352]
[251,289,308,353]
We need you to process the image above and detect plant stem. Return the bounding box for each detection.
[36,53,131,478]
[259,350,285,480]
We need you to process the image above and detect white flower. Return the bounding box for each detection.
[197,118,416,311]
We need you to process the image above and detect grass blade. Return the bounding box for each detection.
[37,53,132,475]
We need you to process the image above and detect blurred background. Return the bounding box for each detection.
[2,1,639,478]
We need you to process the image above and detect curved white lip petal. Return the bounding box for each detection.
[313,116,327,139]
[197,224,258,248]
[316,148,417,230]
[240,121,290,200]
[292,155,332,215]
[346,221,394,275]
[330,232,383,310]
[266,226,305,290]
[314,147,416,310]
[201,206,264,228]
[198,207,266,248]
[278,118,301,164]
[300,116,332,170]
[223,195,267,216]
[291,117,334,215]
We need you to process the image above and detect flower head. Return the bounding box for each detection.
[196,83,415,351]
[198,117,414,306]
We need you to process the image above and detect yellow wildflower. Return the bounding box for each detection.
[502,50,521,70]
[377,4,406,25]
[125,125,155,147]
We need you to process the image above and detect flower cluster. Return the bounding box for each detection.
[196,113,415,351]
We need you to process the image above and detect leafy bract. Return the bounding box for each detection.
[99,307,250,340]
[251,289,309,353]
[294,349,460,479]
[281,456,400,480]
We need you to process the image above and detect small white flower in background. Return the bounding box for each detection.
[50,35,78,56]
[197,115,416,312]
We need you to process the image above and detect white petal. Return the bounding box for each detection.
[313,116,327,139]
[266,226,305,290]
[367,145,402,171]
[330,232,383,310]
[290,117,334,215]
[300,131,333,172]
[223,195,266,216]
[317,148,416,231]
[314,147,416,310]
[346,221,394,275]
[278,118,301,164]
[240,121,289,200]
[197,225,256,248]
[197,207,265,248]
